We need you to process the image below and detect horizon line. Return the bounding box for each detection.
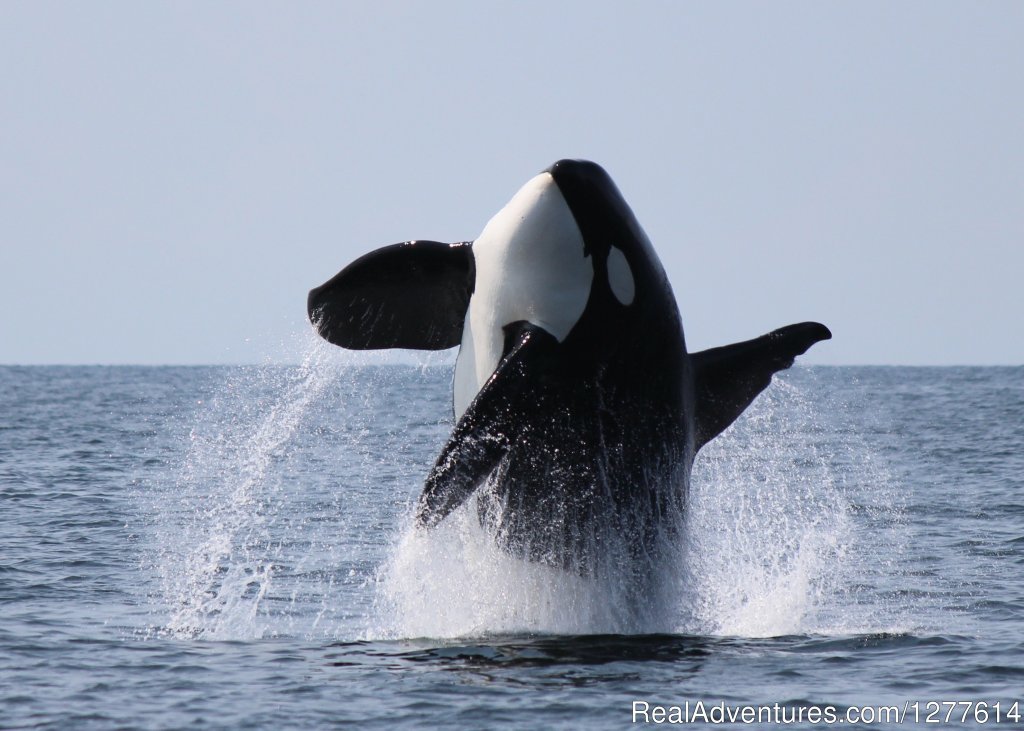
[1,361,1021,369]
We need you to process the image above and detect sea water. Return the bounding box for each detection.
[1,344,1022,729]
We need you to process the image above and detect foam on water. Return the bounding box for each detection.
[146,338,906,642]
[375,499,690,638]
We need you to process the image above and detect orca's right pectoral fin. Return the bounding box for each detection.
[415,322,559,527]
[308,240,474,350]
[692,321,831,450]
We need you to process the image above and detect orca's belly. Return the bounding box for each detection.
[475,426,688,573]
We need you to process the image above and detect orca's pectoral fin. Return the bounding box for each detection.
[308,240,474,350]
[692,321,831,450]
[416,322,559,527]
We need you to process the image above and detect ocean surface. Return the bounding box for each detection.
[1,347,1022,729]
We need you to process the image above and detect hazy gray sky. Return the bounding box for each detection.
[2,2,1021,365]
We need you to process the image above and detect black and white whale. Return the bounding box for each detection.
[308,159,830,573]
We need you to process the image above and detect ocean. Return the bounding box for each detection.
[1,345,1022,729]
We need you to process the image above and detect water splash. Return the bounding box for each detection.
[150,339,339,638]
[683,373,906,637]
[375,498,689,638]
[145,350,905,642]
[143,333,456,641]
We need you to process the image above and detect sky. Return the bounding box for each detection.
[1,2,1021,365]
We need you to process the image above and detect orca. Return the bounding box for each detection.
[308,159,830,573]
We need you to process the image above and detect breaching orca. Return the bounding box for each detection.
[308,160,830,573]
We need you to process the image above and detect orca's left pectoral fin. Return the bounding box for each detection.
[692,321,831,450]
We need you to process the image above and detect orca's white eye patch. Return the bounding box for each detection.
[607,246,635,305]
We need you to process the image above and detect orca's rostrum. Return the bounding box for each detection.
[309,160,831,573]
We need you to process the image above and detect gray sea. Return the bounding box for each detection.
[2,345,1022,729]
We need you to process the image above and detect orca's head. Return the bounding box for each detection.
[545,159,661,309]
[453,160,657,416]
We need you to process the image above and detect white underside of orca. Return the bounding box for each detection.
[453,172,593,419]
